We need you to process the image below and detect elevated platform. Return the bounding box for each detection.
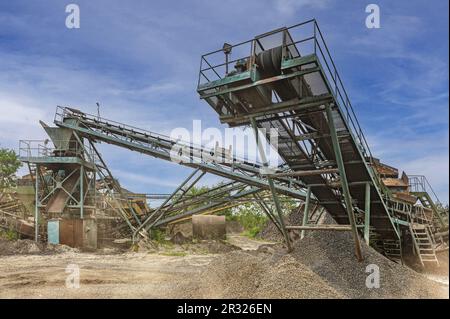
[197,20,398,244]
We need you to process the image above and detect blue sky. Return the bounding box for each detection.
[0,0,448,204]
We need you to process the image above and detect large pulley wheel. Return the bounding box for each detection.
[256,46,283,77]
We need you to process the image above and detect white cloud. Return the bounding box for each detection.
[0,92,50,147]
[273,0,331,15]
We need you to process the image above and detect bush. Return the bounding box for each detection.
[231,203,268,238]
[0,229,18,240]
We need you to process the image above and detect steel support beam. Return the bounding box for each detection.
[250,117,292,251]
[253,193,283,235]
[364,182,371,245]
[132,169,203,240]
[145,169,206,231]
[286,225,352,231]
[325,103,363,261]
[80,165,84,219]
[34,164,39,242]
[87,139,141,228]
[266,168,339,178]
[301,186,312,239]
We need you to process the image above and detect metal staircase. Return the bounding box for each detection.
[409,223,439,267]
[409,175,447,228]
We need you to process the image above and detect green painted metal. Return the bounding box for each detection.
[325,103,363,261]
[220,94,333,126]
[80,165,84,219]
[34,164,39,242]
[198,67,259,91]
[20,156,96,170]
[413,191,446,227]
[41,126,75,150]
[250,117,292,251]
[55,116,309,201]
[280,54,317,70]
[199,66,320,100]
[143,169,205,234]
[364,182,371,245]
[301,186,312,239]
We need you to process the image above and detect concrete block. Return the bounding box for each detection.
[192,215,226,240]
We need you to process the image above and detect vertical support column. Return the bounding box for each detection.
[34,164,39,242]
[364,182,371,245]
[80,165,84,219]
[93,170,96,214]
[250,117,292,252]
[325,103,363,261]
[301,186,312,239]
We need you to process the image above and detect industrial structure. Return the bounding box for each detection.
[8,19,448,267]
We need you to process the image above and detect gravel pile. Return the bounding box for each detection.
[137,237,241,255]
[259,206,305,242]
[183,250,343,299]
[0,239,43,255]
[0,239,79,256]
[259,204,332,241]
[289,230,447,298]
[185,209,447,299]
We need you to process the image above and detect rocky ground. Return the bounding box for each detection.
[0,228,448,299]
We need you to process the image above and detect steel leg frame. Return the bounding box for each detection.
[253,193,283,235]
[250,117,292,251]
[34,164,39,242]
[132,168,204,241]
[364,182,371,245]
[325,103,363,261]
[87,138,142,228]
[301,186,312,239]
[145,169,206,231]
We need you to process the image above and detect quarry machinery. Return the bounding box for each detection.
[196,19,447,265]
[17,19,448,266]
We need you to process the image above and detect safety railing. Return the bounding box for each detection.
[19,139,98,164]
[408,175,441,204]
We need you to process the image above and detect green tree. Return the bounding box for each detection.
[0,148,22,191]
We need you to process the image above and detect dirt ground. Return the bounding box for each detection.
[0,234,265,299]
[0,234,448,299]
[0,251,215,298]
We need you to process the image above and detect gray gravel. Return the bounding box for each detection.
[182,250,343,299]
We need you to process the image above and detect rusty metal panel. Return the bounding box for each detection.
[73,219,83,248]
[57,219,97,249]
[59,219,74,247]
